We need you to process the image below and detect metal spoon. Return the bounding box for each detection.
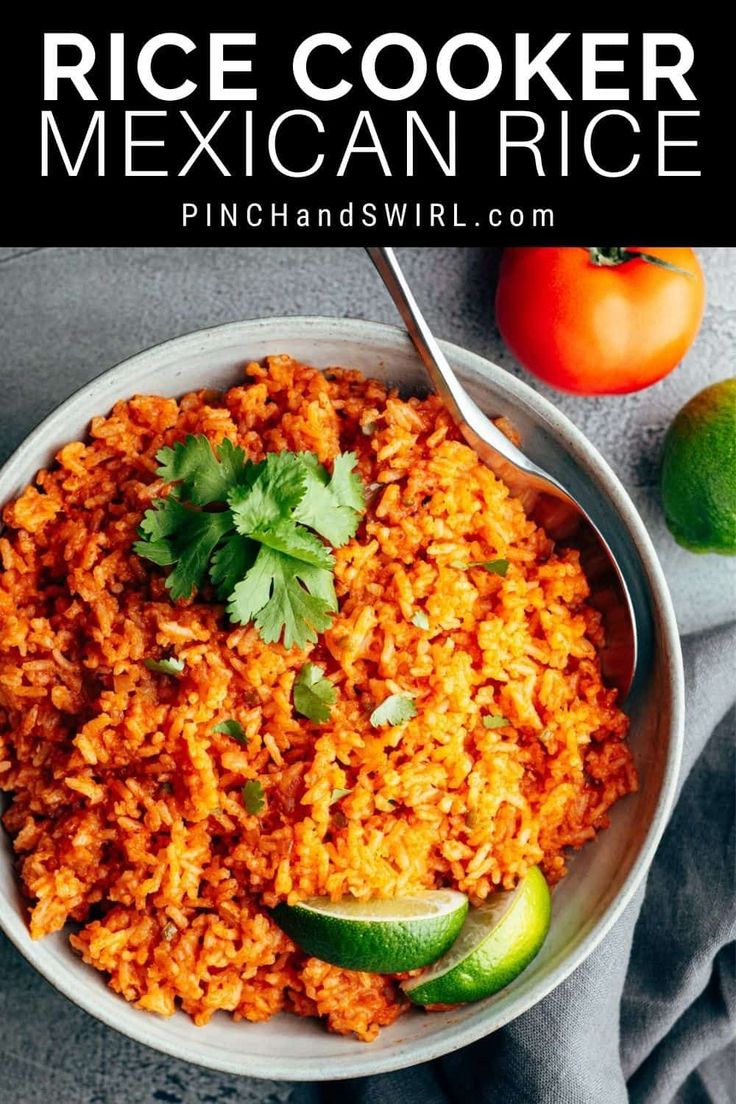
[367,246,637,698]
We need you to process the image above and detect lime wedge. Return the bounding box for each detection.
[271,890,468,973]
[403,867,550,1004]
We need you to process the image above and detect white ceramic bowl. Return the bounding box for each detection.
[0,317,683,1081]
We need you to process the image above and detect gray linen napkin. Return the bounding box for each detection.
[292,623,736,1104]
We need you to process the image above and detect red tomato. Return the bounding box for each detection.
[495,247,706,395]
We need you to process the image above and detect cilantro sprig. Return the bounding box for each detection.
[134,436,365,650]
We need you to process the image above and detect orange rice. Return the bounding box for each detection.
[0,355,636,1040]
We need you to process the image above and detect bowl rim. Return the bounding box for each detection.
[0,314,684,1081]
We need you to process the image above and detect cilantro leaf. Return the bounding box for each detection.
[294,451,365,546]
[370,694,417,728]
[135,498,233,600]
[227,453,336,571]
[156,435,254,505]
[294,663,337,723]
[242,780,265,815]
[209,534,259,600]
[411,610,429,630]
[228,451,306,533]
[451,558,510,577]
[138,496,186,543]
[329,787,352,805]
[482,714,509,729]
[470,559,510,576]
[227,545,336,650]
[214,719,248,743]
[144,656,185,676]
[327,452,366,511]
[248,519,334,569]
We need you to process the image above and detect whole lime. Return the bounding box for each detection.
[661,379,736,555]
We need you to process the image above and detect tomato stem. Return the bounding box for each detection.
[587,247,693,278]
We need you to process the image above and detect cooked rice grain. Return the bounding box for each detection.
[0,356,636,1040]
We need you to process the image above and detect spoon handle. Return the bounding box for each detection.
[366,246,567,499]
[367,246,483,430]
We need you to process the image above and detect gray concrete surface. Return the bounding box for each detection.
[0,246,734,1103]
